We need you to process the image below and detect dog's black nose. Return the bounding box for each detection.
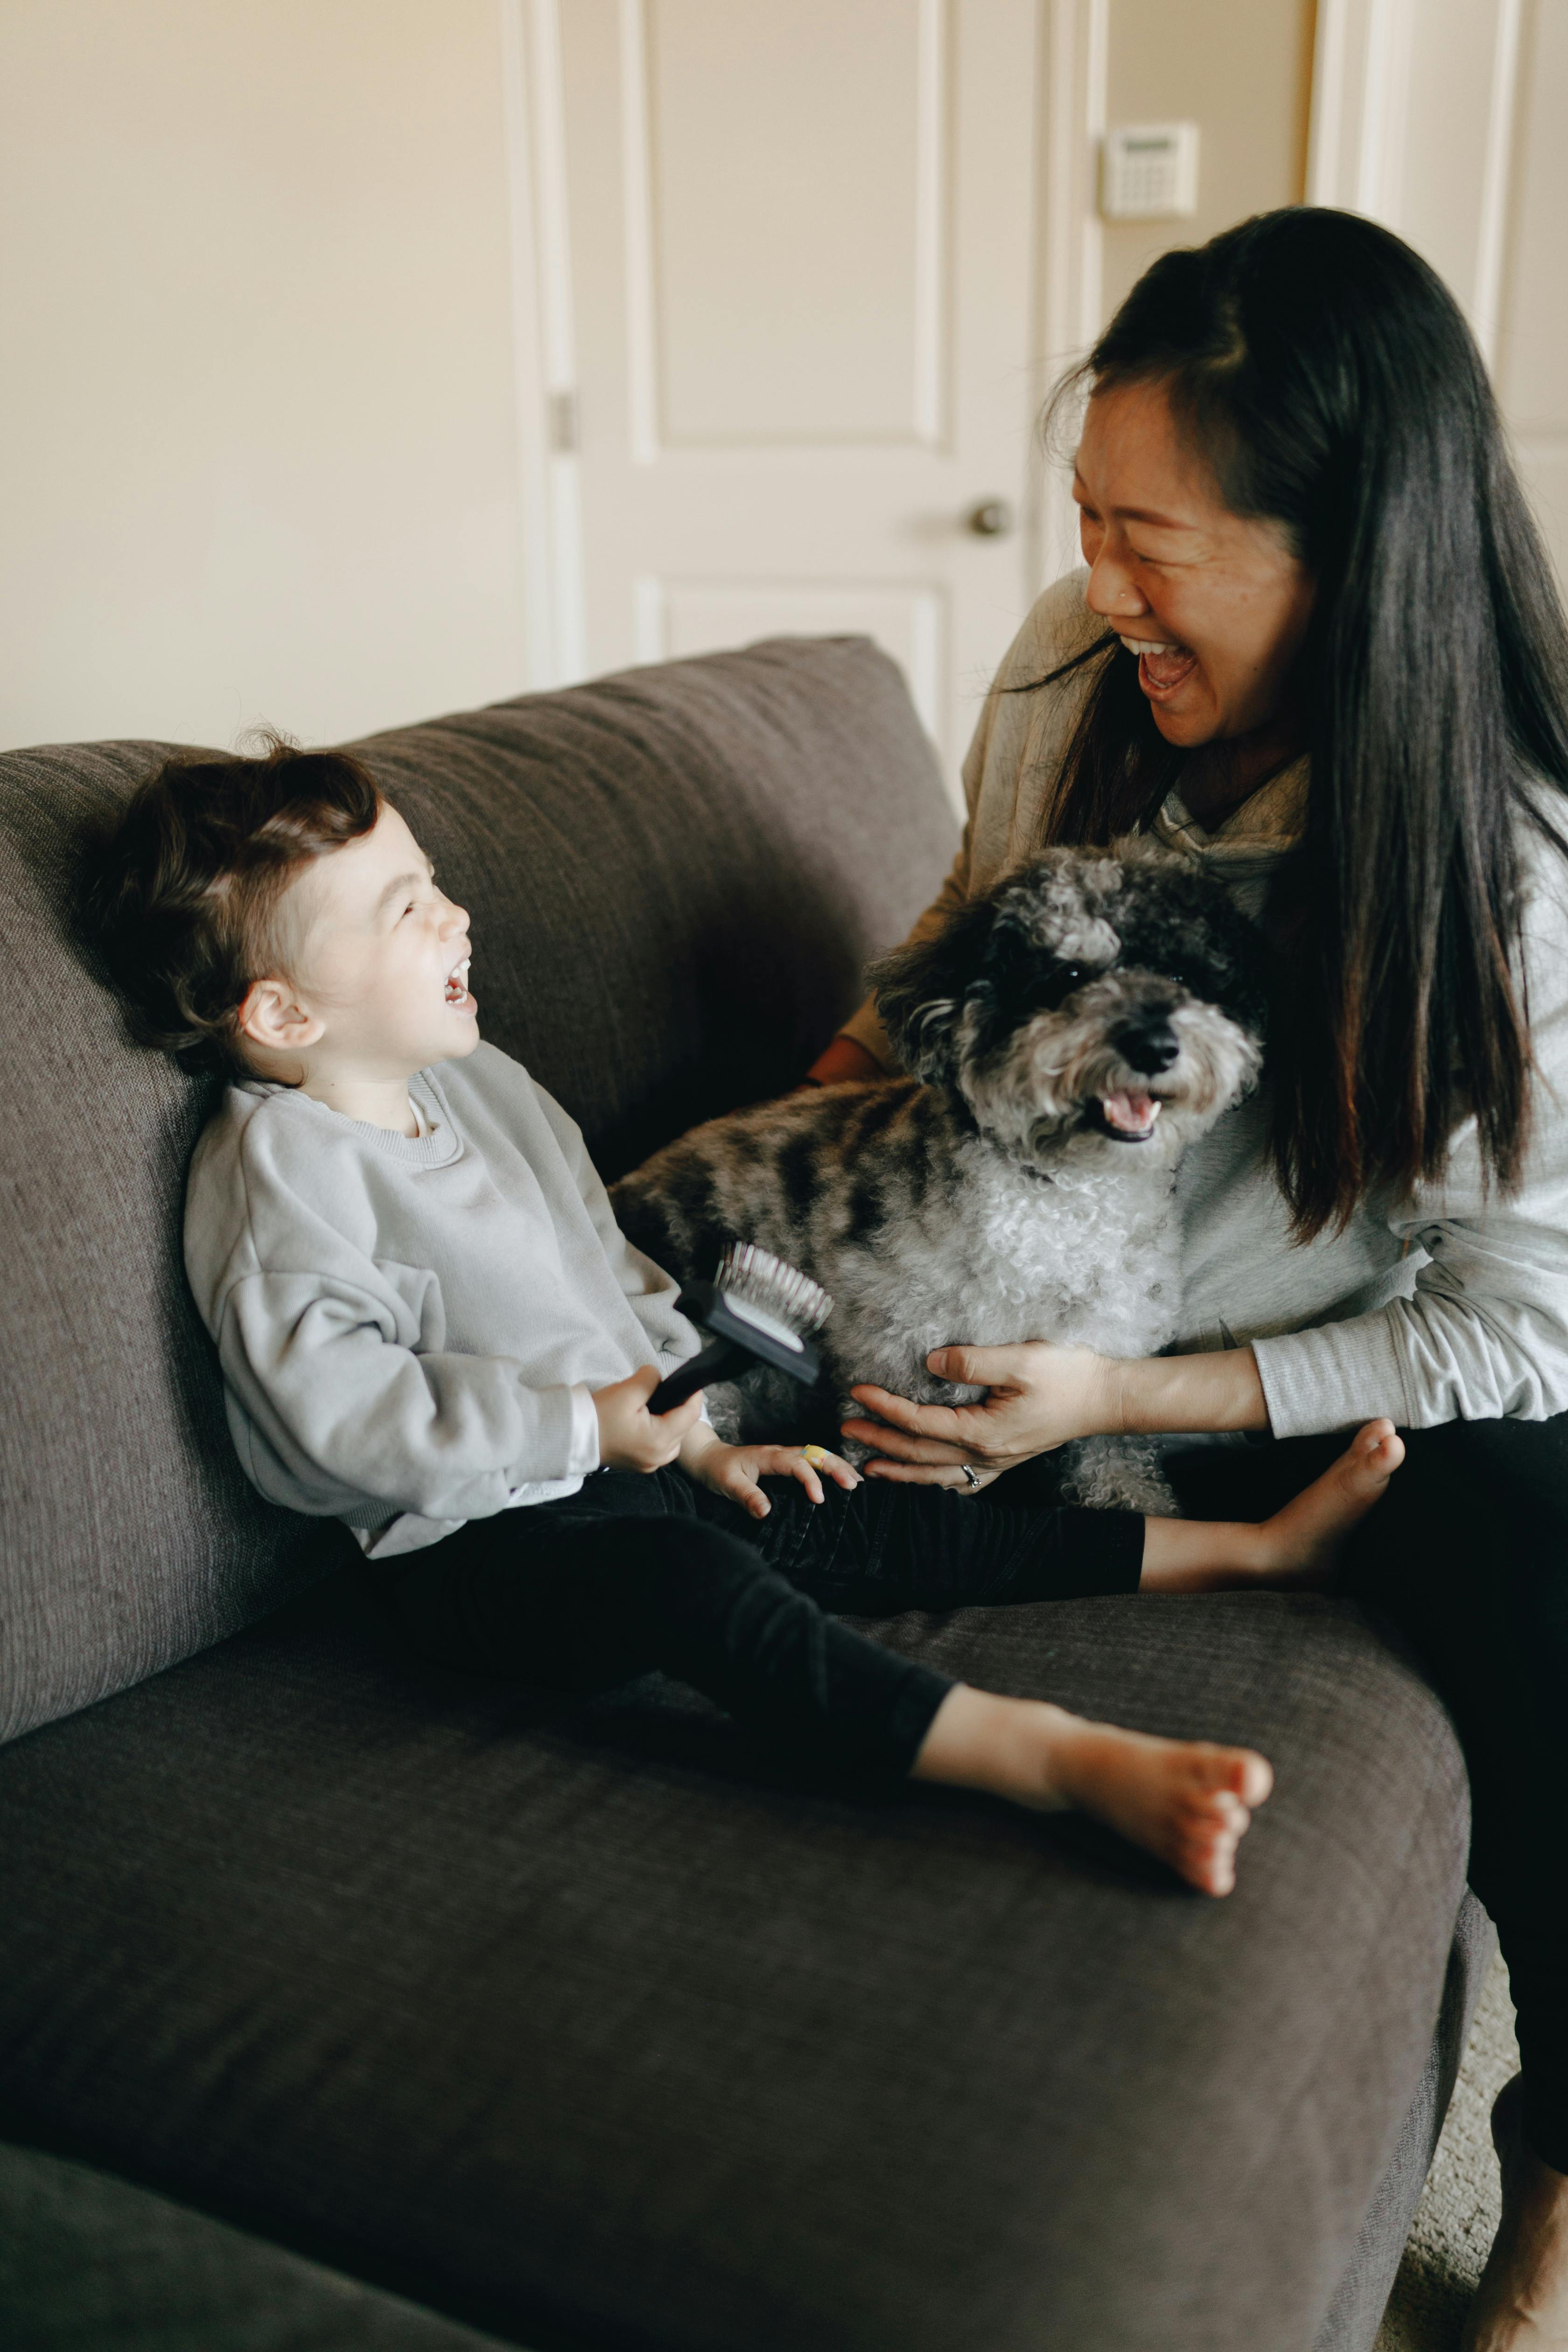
[1110,1017,1179,1075]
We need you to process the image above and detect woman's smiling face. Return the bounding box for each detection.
[1073,378,1316,749]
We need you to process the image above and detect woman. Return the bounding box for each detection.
[809,209,1568,2352]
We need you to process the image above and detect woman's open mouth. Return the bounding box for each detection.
[444,954,475,1012]
[1118,635,1199,700]
[1086,1090,1163,1143]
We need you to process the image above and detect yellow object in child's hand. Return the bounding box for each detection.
[800,1444,830,1468]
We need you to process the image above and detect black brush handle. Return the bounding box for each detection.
[649,1336,753,1413]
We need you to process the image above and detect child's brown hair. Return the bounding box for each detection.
[82,732,380,1077]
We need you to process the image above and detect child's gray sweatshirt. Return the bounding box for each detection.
[184,1043,701,1558]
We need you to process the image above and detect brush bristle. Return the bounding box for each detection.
[715,1241,833,1335]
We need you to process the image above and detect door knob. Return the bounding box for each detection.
[966,497,1015,538]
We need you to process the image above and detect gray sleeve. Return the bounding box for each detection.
[1253,1223,1568,1436]
[1254,860,1568,1437]
[218,1269,581,1520]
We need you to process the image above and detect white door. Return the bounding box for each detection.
[548,0,1051,806]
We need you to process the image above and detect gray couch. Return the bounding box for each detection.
[0,639,1491,2352]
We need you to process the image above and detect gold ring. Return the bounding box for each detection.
[801,1444,830,1468]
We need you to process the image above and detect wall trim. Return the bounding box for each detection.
[910,0,948,448]
[1307,0,1526,368]
[1027,0,1107,595]
[1307,0,1413,221]
[498,0,587,686]
[1472,0,1526,365]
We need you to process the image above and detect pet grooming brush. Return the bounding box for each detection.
[649,1242,833,1411]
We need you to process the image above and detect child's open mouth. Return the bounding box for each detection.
[444,955,474,1010]
[1119,635,1199,700]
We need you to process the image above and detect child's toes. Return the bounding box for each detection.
[1340,1421,1402,1496]
[1174,1818,1241,1896]
[1177,1790,1249,1844]
[1169,1789,1256,1890]
[1196,1844,1239,1897]
[1188,1744,1273,1808]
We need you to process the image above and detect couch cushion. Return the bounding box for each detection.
[0,641,955,1744]
[0,1582,1469,2352]
[0,2140,515,2352]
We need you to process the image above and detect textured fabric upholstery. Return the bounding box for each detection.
[0,2141,513,2352]
[0,645,1484,2349]
[0,641,955,1743]
[0,1581,1470,2352]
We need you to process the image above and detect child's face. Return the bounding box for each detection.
[246,802,479,1082]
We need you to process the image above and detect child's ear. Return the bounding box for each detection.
[866,895,997,1084]
[237,977,325,1056]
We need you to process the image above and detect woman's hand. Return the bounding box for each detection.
[841,1342,1270,1483]
[680,1427,861,1520]
[841,1344,1118,1484]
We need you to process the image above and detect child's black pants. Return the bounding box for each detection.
[384,1469,1143,1782]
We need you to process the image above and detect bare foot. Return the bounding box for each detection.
[1246,1419,1405,1588]
[1049,1715,1274,1895]
[1138,1420,1406,1595]
[913,1686,1273,1895]
[1463,2077,1568,2350]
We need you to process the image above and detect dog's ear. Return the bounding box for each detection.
[868,894,998,1082]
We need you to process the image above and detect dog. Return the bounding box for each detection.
[611,845,1269,1511]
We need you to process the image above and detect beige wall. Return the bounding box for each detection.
[4,0,1560,758]
[1099,0,1316,328]
[0,1,530,755]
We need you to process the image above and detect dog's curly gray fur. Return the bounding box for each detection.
[612,845,1269,1513]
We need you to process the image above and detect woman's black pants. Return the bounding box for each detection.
[1174,1413,1568,2176]
[385,1469,1143,1783]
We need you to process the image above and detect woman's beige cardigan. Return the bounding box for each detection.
[838,572,1568,1441]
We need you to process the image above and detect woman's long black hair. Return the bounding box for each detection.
[1034,207,1568,1237]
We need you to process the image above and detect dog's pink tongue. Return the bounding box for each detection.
[1102,1091,1160,1134]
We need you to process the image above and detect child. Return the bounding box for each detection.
[85,737,1405,1898]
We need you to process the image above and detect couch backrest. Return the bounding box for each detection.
[0,638,957,1743]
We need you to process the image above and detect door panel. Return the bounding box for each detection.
[644,0,940,446]
[558,0,1043,804]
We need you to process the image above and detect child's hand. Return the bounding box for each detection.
[593,1367,705,1473]
[680,1428,861,1521]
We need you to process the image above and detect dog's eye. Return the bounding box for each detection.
[1020,962,1089,1015]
